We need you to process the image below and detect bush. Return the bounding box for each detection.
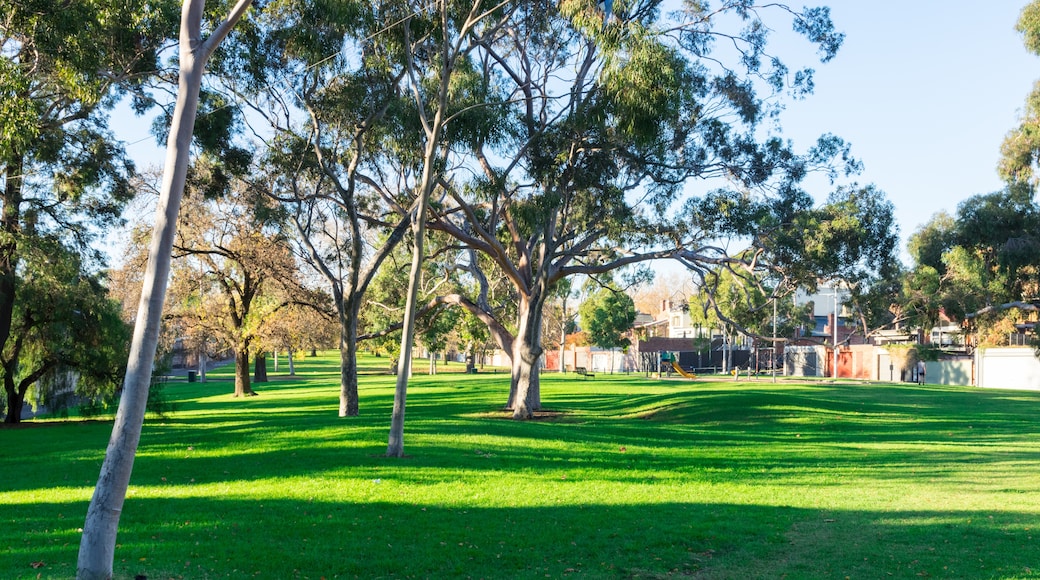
[147,357,178,419]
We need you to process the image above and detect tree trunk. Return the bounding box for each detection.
[288,348,295,376]
[3,375,23,424]
[338,296,360,416]
[235,348,254,396]
[198,348,207,383]
[77,3,253,578]
[339,334,359,417]
[387,8,455,456]
[273,350,279,373]
[0,159,23,424]
[510,292,547,419]
[253,352,268,383]
[558,294,567,372]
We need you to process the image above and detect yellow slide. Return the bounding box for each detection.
[670,359,697,379]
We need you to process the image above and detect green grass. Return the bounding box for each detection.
[4,352,1040,579]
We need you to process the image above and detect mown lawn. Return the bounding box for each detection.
[3,352,1040,579]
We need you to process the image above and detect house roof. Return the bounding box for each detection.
[637,336,706,353]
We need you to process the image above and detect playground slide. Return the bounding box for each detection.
[670,360,697,379]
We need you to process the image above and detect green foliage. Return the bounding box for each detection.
[907,211,956,275]
[1001,2,1040,183]
[601,28,694,147]
[6,239,130,421]
[903,185,1040,341]
[760,184,901,336]
[418,303,461,356]
[0,0,174,423]
[797,185,899,288]
[0,0,175,191]
[915,344,942,362]
[579,287,636,350]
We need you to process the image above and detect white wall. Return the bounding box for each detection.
[924,359,973,386]
[976,348,1040,390]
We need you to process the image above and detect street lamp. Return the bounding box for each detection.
[772,296,777,383]
[831,288,840,380]
[832,292,838,379]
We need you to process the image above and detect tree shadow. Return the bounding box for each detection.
[7,497,1038,579]
[7,375,1040,578]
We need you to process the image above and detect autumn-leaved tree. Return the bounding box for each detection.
[171,187,318,396]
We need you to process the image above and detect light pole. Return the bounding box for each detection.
[832,288,840,380]
[772,297,777,383]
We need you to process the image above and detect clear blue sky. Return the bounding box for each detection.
[777,1,1037,257]
[114,2,1038,264]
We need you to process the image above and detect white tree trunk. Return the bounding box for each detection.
[76,2,252,578]
[386,0,483,457]
[198,348,207,383]
[386,201,430,457]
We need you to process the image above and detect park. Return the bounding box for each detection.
[6,1,1040,577]
[3,352,1040,578]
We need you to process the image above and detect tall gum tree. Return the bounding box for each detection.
[428,0,851,418]
[237,0,415,417]
[384,0,507,457]
[77,1,254,577]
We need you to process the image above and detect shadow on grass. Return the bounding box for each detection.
[7,370,1040,578]
[7,497,1039,579]
[8,377,1040,495]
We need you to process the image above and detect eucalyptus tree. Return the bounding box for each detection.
[778,184,902,339]
[427,0,851,418]
[382,0,510,457]
[229,0,417,416]
[902,186,1040,342]
[78,1,254,577]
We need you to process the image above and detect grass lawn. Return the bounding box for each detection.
[3,352,1040,579]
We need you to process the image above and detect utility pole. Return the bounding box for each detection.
[832,289,839,380]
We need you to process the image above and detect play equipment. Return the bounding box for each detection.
[670,359,697,379]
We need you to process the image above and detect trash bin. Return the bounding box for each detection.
[187,371,196,383]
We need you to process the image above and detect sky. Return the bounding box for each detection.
[774,1,1037,257]
[113,2,1039,264]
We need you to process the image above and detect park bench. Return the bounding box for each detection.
[575,366,595,378]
